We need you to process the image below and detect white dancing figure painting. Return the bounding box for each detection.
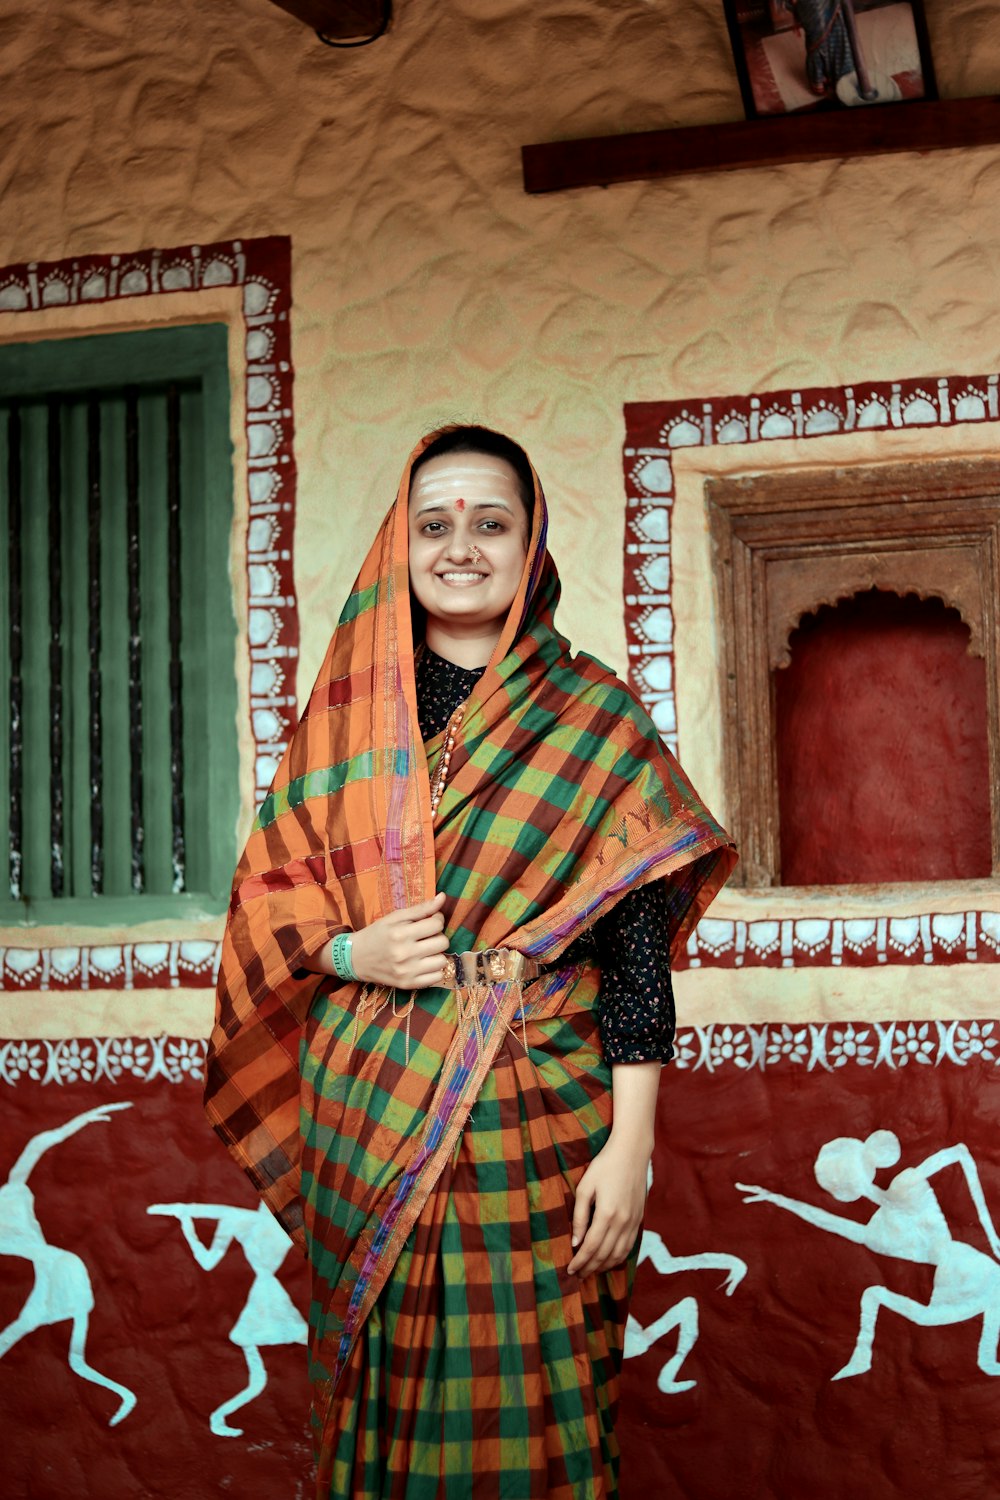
[624,1167,747,1392]
[0,1103,137,1425]
[738,1130,1000,1379]
[148,1199,307,1436]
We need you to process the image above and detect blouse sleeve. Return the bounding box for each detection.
[593,880,676,1065]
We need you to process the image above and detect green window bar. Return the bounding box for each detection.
[0,324,239,926]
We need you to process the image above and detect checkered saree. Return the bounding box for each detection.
[205,428,735,1497]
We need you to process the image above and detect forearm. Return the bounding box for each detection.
[609,1059,661,1156]
[295,894,449,989]
[568,1059,660,1275]
[296,935,342,976]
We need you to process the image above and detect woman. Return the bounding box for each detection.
[781,0,853,96]
[206,425,735,1498]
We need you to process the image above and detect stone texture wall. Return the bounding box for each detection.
[2,1,1000,1495]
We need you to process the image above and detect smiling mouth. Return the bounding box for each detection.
[437,571,487,584]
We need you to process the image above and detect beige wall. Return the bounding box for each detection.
[2,0,999,1037]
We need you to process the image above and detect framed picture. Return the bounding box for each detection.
[722,0,937,119]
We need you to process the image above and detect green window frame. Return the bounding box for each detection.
[0,323,239,925]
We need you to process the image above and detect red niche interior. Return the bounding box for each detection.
[774,588,992,886]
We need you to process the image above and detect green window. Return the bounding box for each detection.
[0,323,239,925]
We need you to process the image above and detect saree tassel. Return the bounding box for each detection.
[505,983,529,1053]
[392,990,417,1065]
[348,984,380,1059]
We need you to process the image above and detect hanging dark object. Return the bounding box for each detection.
[266,0,391,46]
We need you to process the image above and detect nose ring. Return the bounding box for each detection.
[469,544,483,564]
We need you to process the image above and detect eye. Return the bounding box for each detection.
[421,520,448,535]
[478,519,505,532]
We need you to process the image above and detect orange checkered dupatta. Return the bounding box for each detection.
[205,425,736,1274]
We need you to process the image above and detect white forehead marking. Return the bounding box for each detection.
[413,465,518,492]
[416,503,516,518]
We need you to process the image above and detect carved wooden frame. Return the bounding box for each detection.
[707,458,1000,888]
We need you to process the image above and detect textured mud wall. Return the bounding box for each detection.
[2,1,1000,1496]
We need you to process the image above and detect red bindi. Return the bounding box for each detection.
[454,497,466,511]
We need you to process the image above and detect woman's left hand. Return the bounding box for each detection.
[567,1135,650,1279]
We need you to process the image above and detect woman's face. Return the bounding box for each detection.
[408,451,530,641]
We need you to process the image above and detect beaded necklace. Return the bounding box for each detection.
[428,704,464,820]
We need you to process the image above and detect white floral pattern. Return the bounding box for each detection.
[102,1038,152,1079]
[828,1024,874,1068]
[0,1036,207,1086]
[655,1021,1000,1074]
[891,1022,935,1067]
[952,1021,996,1064]
[54,1039,97,1083]
[1,1023,999,1084]
[708,1025,751,1070]
[765,1025,809,1066]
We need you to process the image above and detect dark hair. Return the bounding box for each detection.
[410,425,535,518]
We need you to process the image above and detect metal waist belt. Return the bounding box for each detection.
[440,948,544,989]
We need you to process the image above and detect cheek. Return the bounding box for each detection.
[494,537,528,589]
[506,534,530,572]
[407,540,434,599]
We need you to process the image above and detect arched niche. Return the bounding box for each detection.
[707,458,1000,887]
[774,588,991,886]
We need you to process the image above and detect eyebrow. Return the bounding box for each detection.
[415,500,516,516]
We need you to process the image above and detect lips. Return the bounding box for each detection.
[436,571,488,584]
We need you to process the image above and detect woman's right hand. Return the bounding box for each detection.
[348,891,450,990]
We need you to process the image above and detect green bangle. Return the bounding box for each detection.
[330,931,357,982]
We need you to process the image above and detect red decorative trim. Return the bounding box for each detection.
[623,374,1000,969]
[0,237,298,990]
[0,941,220,991]
[684,912,1000,970]
[0,905,998,990]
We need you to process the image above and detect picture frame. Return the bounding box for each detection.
[721,0,938,120]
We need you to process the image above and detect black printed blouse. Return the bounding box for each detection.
[416,647,676,1065]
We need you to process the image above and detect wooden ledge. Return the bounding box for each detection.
[522,95,1000,194]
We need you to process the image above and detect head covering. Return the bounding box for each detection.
[205,425,735,1247]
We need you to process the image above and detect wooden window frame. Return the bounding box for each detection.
[0,324,240,926]
[706,459,1000,889]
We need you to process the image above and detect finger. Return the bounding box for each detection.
[603,1230,638,1272]
[396,893,446,922]
[410,970,445,990]
[569,1209,610,1271]
[412,951,457,981]
[569,1220,613,1278]
[407,916,447,943]
[571,1181,595,1251]
[585,1215,633,1276]
[413,934,450,956]
[413,957,451,982]
[583,1223,626,1278]
[408,919,448,944]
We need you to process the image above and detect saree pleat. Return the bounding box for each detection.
[305,965,631,1499]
